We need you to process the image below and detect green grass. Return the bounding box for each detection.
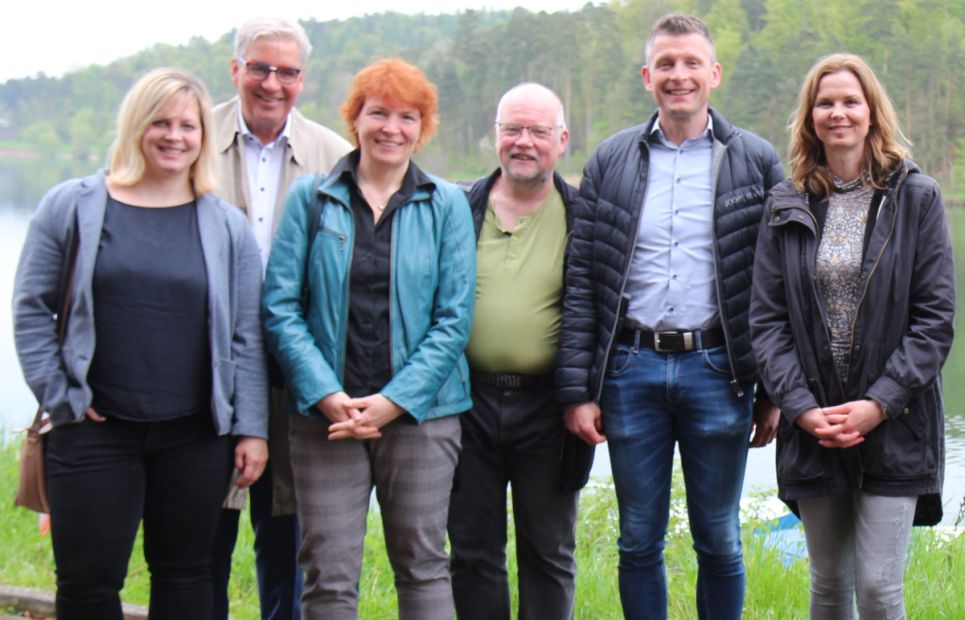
[1,442,962,619]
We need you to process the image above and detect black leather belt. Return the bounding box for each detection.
[470,369,551,390]
[616,326,725,352]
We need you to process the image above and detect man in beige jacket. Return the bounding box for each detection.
[210,16,351,620]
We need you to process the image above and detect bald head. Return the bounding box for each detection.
[496,83,566,129]
[494,83,569,189]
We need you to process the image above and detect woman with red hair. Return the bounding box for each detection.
[262,58,475,618]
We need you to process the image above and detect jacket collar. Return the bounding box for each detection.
[639,107,737,148]
[770,158,918,212]
[213,96,312,167]
[469,168,576,208]
[317,150,435,208]
[468,168,577,236]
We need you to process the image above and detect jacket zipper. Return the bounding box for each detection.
[332,196,354,383]
[708,136,744,398]
[842,175,903,389]
[594,141,650,401]
[772,196,842,397]
[387,210,395,381]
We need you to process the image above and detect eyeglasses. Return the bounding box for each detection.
[240,58,302,84]
[496,123,560,141]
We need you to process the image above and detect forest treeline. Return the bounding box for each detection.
[1,0,963,194]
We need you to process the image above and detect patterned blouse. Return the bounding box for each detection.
[816,175,875,383]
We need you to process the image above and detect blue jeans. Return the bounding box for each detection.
[600,344,753,620]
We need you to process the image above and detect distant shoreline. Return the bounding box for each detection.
[0,149,39,159]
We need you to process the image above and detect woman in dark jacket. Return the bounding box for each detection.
[751,53,954,618]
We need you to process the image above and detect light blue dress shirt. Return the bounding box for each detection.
[625,118,718,331]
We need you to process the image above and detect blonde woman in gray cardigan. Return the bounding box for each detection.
[13,68,268,620]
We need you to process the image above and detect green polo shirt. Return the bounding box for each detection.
[465,190,567,374]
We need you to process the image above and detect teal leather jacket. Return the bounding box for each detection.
[262,160,475,422]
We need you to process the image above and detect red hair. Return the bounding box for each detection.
[340,58,439,151]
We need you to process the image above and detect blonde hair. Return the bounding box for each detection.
[788,53,910,196]
[108,68,217,194]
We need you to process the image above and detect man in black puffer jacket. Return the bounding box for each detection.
[557,13,784,620]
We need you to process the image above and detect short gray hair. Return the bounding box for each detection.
[495,82,567,130]
[234,17,312,66]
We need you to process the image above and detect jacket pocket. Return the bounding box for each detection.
[776,419,826,483]
[860,402,936,479]
[433,361,469,410]
[214,359,237,418]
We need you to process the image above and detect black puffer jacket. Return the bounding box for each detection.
[750,161,955,503]
[556,109,784,406]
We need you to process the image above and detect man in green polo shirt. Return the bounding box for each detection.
[447,83,593,620]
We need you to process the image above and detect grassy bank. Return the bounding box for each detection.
[1,442,962,619]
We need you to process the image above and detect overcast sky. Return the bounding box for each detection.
[1,1,597,83]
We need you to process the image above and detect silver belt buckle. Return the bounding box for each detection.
[654,331,673,353]
[682,331,695,350]
[654,331,695,352]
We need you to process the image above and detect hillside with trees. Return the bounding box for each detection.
[1,0,962,195]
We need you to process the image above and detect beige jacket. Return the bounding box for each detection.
[213,97,352,232]
[214,97,352,515]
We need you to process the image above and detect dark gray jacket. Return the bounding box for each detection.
[556,109,784,406]
[750,161,954,502]
[467,169,594,491]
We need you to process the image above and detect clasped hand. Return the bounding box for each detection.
[796,399,886,449]
[315,391,405,441]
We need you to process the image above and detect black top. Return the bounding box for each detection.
[88,196,211,421]
[339,153,419,398]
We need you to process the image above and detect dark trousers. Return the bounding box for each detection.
[45,413,232,620]
[211,459,302,620]
[448,378,579,620]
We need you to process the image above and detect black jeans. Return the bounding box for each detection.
[45,413,233,620]
[448,378,579,620]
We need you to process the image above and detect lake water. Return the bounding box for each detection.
[1,160,963,525]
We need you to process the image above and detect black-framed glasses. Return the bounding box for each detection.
[496,122,560,141]
[240,58,302,84]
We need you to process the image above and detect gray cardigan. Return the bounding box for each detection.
[13,170,268,437]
